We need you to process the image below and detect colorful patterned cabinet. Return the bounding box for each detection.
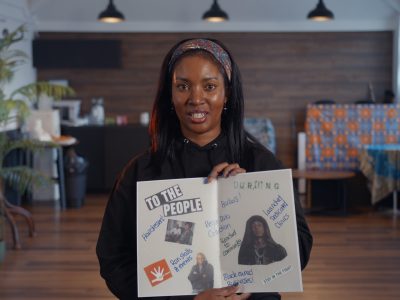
[305,104,400,171]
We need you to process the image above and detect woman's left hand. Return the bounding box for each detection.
[207,162,246,183]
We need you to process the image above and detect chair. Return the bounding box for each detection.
[244,117,276,154]
[2,130,36,249]
[3,197,36,249]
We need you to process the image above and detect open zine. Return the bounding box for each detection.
[137,169,302,297]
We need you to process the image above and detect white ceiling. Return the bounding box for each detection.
[9,0,400,32]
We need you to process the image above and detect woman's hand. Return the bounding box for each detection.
[207,162,246,183]
[194,285,251,300]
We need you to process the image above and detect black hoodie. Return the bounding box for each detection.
[96,134,313,300]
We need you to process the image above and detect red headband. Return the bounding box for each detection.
[169,39,232,81]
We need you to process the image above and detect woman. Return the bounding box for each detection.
[238,215,287,265]
[96,38,313,300]
[178,222,194,245]
[188,253,214,293]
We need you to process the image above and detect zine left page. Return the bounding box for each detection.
[137,177,221,297]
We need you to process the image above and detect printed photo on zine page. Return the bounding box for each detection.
[137,169,302,297]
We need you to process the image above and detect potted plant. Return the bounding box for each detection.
[0,25,74,256]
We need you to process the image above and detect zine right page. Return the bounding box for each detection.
[217,169,303,293]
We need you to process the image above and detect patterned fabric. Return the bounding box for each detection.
[359,144,400,204]
[169,39,232,81]
[305,104,400,171]
[244,117,276,154]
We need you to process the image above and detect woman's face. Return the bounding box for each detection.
[196,254,205,265]
[251,220,265,237]
[172,54,226,146]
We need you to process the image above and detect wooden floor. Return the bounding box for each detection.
[0,195,399,300]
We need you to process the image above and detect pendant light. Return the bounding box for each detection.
[202,0,229,22]
[98,0,125,23]
[307,0,334,21]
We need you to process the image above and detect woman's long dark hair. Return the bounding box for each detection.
[149,38,246,171]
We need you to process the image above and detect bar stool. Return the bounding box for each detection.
[52,135,78,210]
[55,146,66,210]
[25,143,67,210]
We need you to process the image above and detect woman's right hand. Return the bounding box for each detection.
[207,162,246,183]
[194,285,251,300]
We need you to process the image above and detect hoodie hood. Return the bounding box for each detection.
[174,132,229,178]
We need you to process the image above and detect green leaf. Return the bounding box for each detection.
[0,25,24,51]
[0,25,74,196]
[0,166,51,194]
[0,133,57,160]
[9,82,75,104]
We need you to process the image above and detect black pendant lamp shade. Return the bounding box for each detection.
[202,0,229,22]
[307,0,334,21]
[98,0,125,23]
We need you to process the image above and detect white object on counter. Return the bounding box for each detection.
[140,112,150,125]
[90,98,105,125]
[26,110,60,201]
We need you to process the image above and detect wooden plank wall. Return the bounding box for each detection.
[37,32,392,167]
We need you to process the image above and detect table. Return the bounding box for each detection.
[292,169,356,214]
[359,144,400,215]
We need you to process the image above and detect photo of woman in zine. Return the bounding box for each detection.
[238,215,287,265]
[165,220,182,243]
[188,252,214,293]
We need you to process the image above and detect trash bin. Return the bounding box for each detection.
[64,148,88,208]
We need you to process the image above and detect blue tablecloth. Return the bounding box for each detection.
[359,144,400,204]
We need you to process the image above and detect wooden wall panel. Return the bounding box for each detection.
[37,32,392,167]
